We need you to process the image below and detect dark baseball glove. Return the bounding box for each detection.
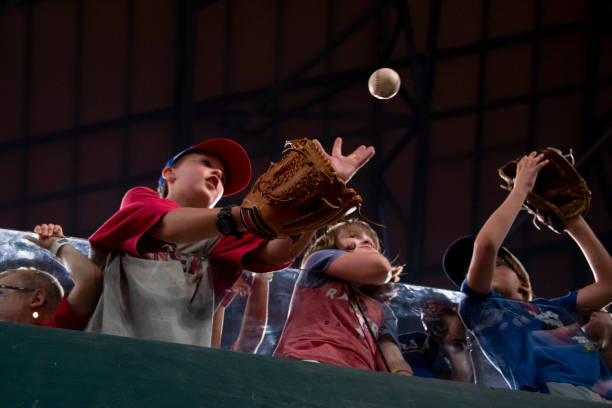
[498,147,591,233]
[240,138,363,239]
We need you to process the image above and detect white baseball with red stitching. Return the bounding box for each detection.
[368,68,401,100]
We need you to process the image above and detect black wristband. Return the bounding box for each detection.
[216,205,243,239]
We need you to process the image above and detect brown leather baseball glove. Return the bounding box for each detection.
[240,138,363,239]
[498,147,591,233]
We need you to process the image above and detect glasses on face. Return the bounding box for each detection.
[0,284,34,292]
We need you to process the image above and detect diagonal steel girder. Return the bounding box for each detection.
[224,0,392,142]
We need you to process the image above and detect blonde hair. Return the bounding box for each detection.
[301,219,403,281]
[0,267,64,310]
[157,154,189,198]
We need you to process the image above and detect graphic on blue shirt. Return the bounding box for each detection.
[460,283,610,392]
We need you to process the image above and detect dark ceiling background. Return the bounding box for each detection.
[1,0,611,297]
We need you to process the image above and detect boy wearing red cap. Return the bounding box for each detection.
[86,138,373,347]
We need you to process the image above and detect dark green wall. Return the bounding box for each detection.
[0,322,606,407]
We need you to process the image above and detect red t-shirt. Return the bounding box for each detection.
[273,249,394,371]
[39,293,88,331]
[89,187,289,297]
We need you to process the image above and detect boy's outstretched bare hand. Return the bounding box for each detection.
[513,151,549,195]
[24,223,65,251]
[313,137,375,183]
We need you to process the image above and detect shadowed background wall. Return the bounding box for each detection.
[0,0,611,298]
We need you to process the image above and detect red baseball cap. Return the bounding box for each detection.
[159,138,252,197]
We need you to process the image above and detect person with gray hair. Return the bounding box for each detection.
[0,223,103,330]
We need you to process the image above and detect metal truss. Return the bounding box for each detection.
[1,0,611,274]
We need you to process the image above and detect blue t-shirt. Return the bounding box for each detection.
[460,282,611,392]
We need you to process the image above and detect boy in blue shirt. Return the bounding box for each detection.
[443,151,612,401]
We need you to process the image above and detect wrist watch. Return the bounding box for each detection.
[216,206,243,239]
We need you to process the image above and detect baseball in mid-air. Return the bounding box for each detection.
[368,68,401,100]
